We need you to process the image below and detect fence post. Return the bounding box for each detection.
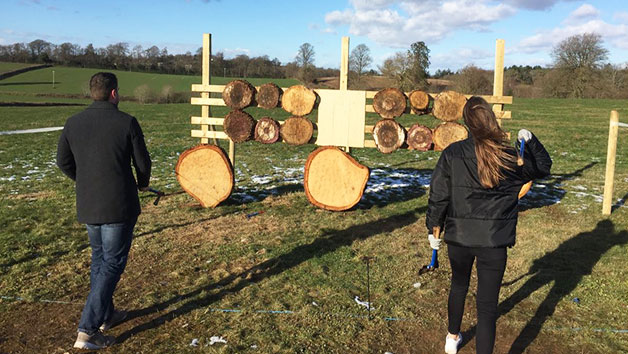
[602,110,619,215]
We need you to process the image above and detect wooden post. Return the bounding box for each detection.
[200,34,211,145]
[340,36,350,153]
[493,39,505,127]
[602,110,619,215]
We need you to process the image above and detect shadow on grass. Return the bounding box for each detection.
[0,81,58,86]
[611,191,628,213]
[115,206,427,343]
[519,162,597,211]
[358,167,430,209]
[460,219,628,353]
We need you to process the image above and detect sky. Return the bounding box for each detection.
[2,0,627,73]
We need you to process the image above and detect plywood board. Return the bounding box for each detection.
[315,89,366,148]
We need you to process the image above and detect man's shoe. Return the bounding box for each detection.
[73,331,115,350]
[100,309,128,331]
[444,332,462,354]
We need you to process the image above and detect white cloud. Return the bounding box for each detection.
[222,48,251,58]
[325,1,517,48]
[515,19,628,54]
[613,11,628,23]
[432,47,494,70]
[563,4,599,24]
[502,0,578,11]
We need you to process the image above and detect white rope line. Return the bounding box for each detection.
[0,126,63,135]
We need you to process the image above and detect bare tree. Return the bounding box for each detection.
[551,33,609,98]
[349,44,372,80]
[295,43,315,82]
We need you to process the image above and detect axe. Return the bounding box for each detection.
[419,226,441,275]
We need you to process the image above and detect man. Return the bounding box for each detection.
[57,72,151,350]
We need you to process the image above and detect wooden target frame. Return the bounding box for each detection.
[189,34,513,165]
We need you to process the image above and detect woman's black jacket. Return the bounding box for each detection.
[426,135,552,248]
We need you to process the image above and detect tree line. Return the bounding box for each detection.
[1,33,626,99]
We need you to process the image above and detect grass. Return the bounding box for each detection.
[0,69,627,353]
[0,62,41,74]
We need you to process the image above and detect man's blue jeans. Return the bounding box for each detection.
[78,218,136,334]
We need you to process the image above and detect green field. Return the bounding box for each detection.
[0,62,38,74]
[0,63,299,98]
[1,68,627,353]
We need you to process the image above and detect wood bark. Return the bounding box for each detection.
[256,83,282,109]
[254,117,280,144]
[433,122,468,151]
[281,85,316,116]
[373,119,405,154]
[373,88,406,119]
[222,80,255,109]
[432,91,467,121]
[280,116,313,145]
[224,110,255,143]
[176,145,233,208]
[408,90,431,115]
[406,124,433,151]
[304,146,370,211]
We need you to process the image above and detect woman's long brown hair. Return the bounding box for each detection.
[463,96,514,188]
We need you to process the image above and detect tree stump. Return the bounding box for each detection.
[254,117,280,144]
[224,110,255,143]
[176,145,233,208]
[373,88,406,118]
[304,146,370,211]
[281,85,316,116]
[222,80,255,109]
[373,119,405,154]
[280,116,313,145]
[406,124,433,151]
[408,90,431,115]
[256,83,282,109]
[433,122,468,151]
[432,91,467,121]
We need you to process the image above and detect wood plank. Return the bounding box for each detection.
[191,116,225,125]
[191,97,226,106]
[191,130,229,140]
[192,84,226,93]
[493,39,505,97]
[364,125,374,133]
[315,89,366,148]
[201,33,211,145]
[340,37,349,91]
[494,110,512,119]
[364,140,376,148]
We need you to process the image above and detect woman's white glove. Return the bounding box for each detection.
[428,234,442,250]
[518,129,532,142]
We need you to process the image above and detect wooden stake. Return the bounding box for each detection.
[602,110,619,215]
[493,39,505,127]
[340,37,350,153]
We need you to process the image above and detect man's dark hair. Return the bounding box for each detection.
[89,72,118,101]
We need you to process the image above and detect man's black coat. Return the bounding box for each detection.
[57,101,151,224]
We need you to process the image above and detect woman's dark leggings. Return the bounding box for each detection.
[447,244,507,354]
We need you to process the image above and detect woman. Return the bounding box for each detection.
[426,96,552,354]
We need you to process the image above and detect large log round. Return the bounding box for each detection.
[373,88,406,119]
[432,91,467,121]
[281,85,316,116]
[373,119,405,154]
[176,145,233,208]
[280,116,313,145]
[433,122,468,151]
[406,124,433,151]
[256,83,282,109]
[304,146,370,211]
[254,117,280,144]
[224,110,255,143]
[222,80,255,109]
[408,90,431,115]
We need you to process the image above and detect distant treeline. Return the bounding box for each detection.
[0,39,339,79]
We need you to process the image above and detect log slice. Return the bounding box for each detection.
[224,110,255,143]
[373,88,406,119]
[256,83,282,109]
[432,122,468,151]
[373,119,405,154]
[176,145,233,208]
[432,91,467,121]
[281,85,316,116]
[280,116,313,145]
[304,146,370,211]
[222,80,255,109]
[406,124,433,151]
[254,117,280,144]
[408,90,431,115]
